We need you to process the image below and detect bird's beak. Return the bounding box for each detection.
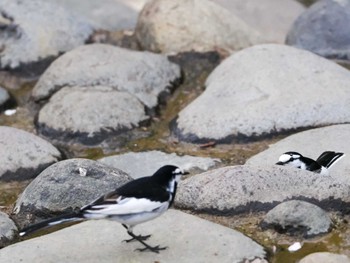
[275,162,284,165]
[183,171,190,175]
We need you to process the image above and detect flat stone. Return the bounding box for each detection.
[172,44,350,143]
[246,124,350,179]
[50,0,148,31]
[0,210,266,263]
[261,200,332,237]
[0,0,93,69]
[0,212,17,248]
[286,0,350,62]
[32,44,181,110]
[13,158,132,228]
[299,252,350,263]
[213,0,305,43]
[37,86,149,145]
[135,0,264,54]
[98,150,220,179]
[175,165,350,214]
[0,126,62,181]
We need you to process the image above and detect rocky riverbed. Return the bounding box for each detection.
[1,0,350,262]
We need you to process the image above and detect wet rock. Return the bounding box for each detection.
[175,165,350,214]
[13,158,132,228]
[0,212,17,248]
[213,0,305,43]
[172,44,350,143]
[50,0,148,31]
[299,252,350,263]
[135,0,264,54]
[0,210,266,263]
[0,126,62,181]
[32,44,181,109]
[246,124,350,179]
[37,86,149,145]
[98,150,220,179]
[286,0,350,62]
[0,0,93,72]
[261,200,332,237]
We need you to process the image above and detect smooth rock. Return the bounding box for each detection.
[0,0,93,69]
[98,150,220,179]
[37,86,149,145]
[0,126,62,181]
[0,210,266,263]
[213,0,305,43]
[246,124,350,179]
[13,158,132,228]
[50,0,148,31]
[286,0,350,62]
[0,212,17,248]
[261,200,332,237]
[299,252,350,263]
[175,165,350,214]
[172,44,350,143]
[135,0,264,54]
[32,44,181,109]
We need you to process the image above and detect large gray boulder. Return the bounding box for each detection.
[286,0,350,62]
[50,0,148,31]
[32,44,181,108]
[299,252,350,263]
[246,124,350,179]
[213,0,305,43]
[135,0,264,54]
[0,0,93,69]
[98,150,220,179]
[0,126,62,181]
[37,86,149,145]
[175,165,350,214]
[0,210,266,263]
[13,158,132,228]
[0,212,17,248]
[172,44,350,143]
[261,200,332,237]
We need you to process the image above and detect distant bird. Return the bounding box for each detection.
[276,151,345,175]
[20,165,187,253]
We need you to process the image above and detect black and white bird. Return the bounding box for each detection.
[19,165,187,253]
[276,151,345,175]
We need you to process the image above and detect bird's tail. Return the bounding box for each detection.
[19,212,84,237]
[316,151,345,169]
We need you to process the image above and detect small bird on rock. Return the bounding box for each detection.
[19,165,187,253]
[276,151,345,175]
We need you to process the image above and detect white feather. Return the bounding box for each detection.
[86,197,166,215]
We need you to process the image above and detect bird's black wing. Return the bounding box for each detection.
[316,151,344,168]
[82,177,170,211]
[116,177,170,202]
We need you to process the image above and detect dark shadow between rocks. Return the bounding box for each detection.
[176,196,350,216]
[170,118,350,144]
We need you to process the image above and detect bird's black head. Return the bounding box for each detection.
[151,165,188,184]
[276,152,303,166]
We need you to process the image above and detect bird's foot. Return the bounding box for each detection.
[123,234,151,243]
[135,244,167,254]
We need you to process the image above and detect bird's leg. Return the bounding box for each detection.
[122,224,151,242]
[122,225,167,253]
